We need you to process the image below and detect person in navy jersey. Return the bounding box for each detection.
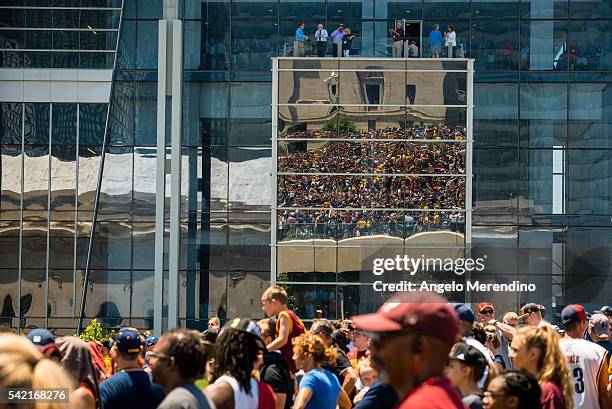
[99,327,165,409]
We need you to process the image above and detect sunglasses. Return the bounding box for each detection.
[480,309,494,314]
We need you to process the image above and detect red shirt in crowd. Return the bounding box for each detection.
[347,349,368,366]
[540,381,566,409]
[397,377,464,409]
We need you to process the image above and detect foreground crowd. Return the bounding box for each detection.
[2,286,612,409]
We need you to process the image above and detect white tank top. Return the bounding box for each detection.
[559,338,607,409]
[214,375,259,409]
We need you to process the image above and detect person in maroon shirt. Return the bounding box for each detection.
[352,291,464,409]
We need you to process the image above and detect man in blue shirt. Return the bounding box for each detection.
[330,25,345,57]
[429,24,443,58]
[295,22,309,57]
[99,328,165,409]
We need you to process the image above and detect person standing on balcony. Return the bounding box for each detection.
[331,25,345,57]
[445,25,456,58]
[342,28,354,57]
[295,22,308,57]
[429,24,442,58]
[389,21,405,58]
[315,24,328,57]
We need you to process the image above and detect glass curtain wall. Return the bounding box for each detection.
[273,58,471,321]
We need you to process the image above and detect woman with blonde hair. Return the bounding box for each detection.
[0,333,75,409]
[292,333,351,409]
[509,325,574,409]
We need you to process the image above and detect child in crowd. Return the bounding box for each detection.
[445,342,488,409]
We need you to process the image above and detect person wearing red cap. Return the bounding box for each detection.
[478,302,515,369]
[352,291,464,409]
[558,304,612,409]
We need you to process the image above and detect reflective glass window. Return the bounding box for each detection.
[53,9,79,28]
[134,82,157,146]
[519,82,567,147]
[24,51,51,68]
[53,31,79,50]
[137,0,163,19]
[85,270,130,325]
[474,83,518,147]
[1,144,22,215]
[279,0,325,20]
[567,150,612,215]
[569,82,612,149]
[472,0,518,18]
[21,270,46,317]
[1,103,23,145]
[52,52,79,69]
[52,104,77,146]
[79,52,114,69]
[81,31,118,51]
[519,20,567,71]
[473,148,518,214]
[80,10,121,29]
[108,82,135,146]
[90,222,132,270]
[569,0,612,19]
[201,0,230,71]
[232,0,278,18]
[25,30,51,49]
[423,0,470,20]
[26,9,51,29]
[50,145,77,213]
[329,0,373,19]
[231,20,277,71]
[117,19,135,69]
[98,146,133,216]
[374,1,422,20]
[569,20,612,72]
[79,104,107,146]
[520,0,568,19]
[136,21,158,69]
[471,20,519,71]
[0,9,25,28]
[566,228,612,278]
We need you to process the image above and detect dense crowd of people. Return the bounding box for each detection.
[1,286,612,409]
[278,174,465,210]
[278,141,465,175]
[277,209,465,241]
[279,125,467,141]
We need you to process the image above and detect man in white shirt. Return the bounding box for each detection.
[559,304,612,409]
[315,24,328,57]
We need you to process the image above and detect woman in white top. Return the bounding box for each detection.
[445,25,456,58]
[206,318,273,409]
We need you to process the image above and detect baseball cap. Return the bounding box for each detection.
[311,322,333,338]
[478,302,495,314]
[449,342,487,369]
[145,336,158,348]
[452,303,475,324]
[27,329,55,347]
[113,327,142,354]
[221,318,266,351]
[561,304,588,325]
[589,314,610,339]
[520,303,540,315]
[352,291,458,346]
[595,306,612,317]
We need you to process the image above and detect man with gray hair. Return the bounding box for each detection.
[315,24,328,57]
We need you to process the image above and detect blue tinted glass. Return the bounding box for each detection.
[117,19,135,69]
[52,104,77,145]
[79,104,108,146]
[137,0,163,19]
[471,20,519,71]
[0,9,25,28]
[473,148,518,214]
[53,9,79,28]
[0,51,24,68]
[79,51,113,69]
[25,30,51,49]
[108,82,135,146]
[81,10,120,29]
[474,82,518,147]
[567,151,612,215]
[374,1,422,20]
[134,82,157,146]
[520,0,567,19]
[53,31,79,50]
[1,103,23,145]
[26,9,50,28]
[183,20,205,70]
[520,20,567,71]
[569,82,612,149]
[472,0,518,18]
[328,0,372,19]
[423,0,470,19]
[519,82,567,147]
[24,103,49,145]
[569,0,612,19]
[80,31,118,51]
[280,0,325,20]
[518,149,555,214]
[231,20,277,71]
[136,21,158,69]
[0,30,25,49]
[232,0,278,18]
[569,20,612,71]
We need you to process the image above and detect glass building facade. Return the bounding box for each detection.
[1,0,612,332]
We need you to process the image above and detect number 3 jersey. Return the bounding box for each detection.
[559,338,608,409]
